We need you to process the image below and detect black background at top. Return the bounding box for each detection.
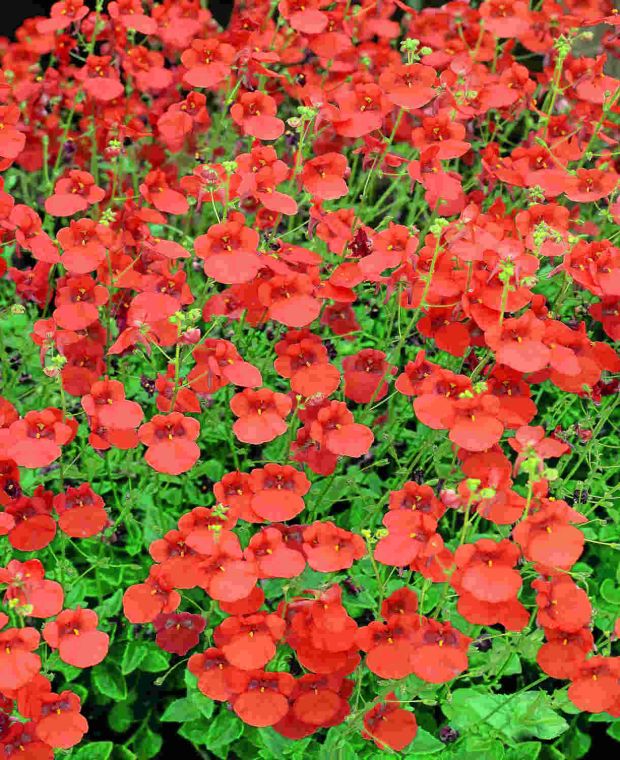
[0,0,235,38]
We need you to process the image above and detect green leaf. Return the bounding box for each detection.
[132,724,162,760]
[443,689,568,743]
[190,690,215,720]
[114,749,137,760]
[600,578,620,605]
[564,728,591,759]
[463,736,505,760]
[553,688,581,715]
[511,692,569,741]
[108,702,134,734]
[202,458,225,481]
[206,710,244,754]
[516,631,544,662]
[92,664,128,701]
[608,721,620,742]
[71,741,114,760]
[121,640,147,675]
[179,719,210,746]
[140,647,170,672]
[486,640,522,677]
[318,728,359,760]
[506,742,541,760]
[161,697,200,723]
[254,728,310,756]
[408,728,444,754]
[96,587,123,619]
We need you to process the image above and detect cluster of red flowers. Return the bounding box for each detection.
[0,0,619,755]
[0,559,107,755]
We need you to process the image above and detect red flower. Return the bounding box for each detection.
[4,489,57,552]
[452,539,522,604]
[381,588,419,619]
[308,400,374,457]
[76,55,124,102]
[229,670,295,727]
[409,620,471,683]
[189,339,262,394]
[219,586,265,617]
[244,527,306,578]
[44,171,105,218]
[301,153,349,201]
[534,576,592,632]
[0,559,63,619]
[375,511,444,568]
[447,394,505,452]
[356,615,418,679]
[81,378,144,432]
[122,566,181,624]
[53,275,108,331]
[0,106,26,160]
[108,0,158,35]
[153,612,206,656]
[43,608,109,668]
[195,218,261,285]
[567,657,620,713]
[198,547,259,604]
[181,38,236,88]
[485,311,550,373]
[230,388,292,445]
[289,673,352,728]
[302,521,366,572]
[258,273,320,328]
[138,413,200,475]
[395,352,435,397]
[139,170,189,215]
[479,0,531,37]
[363,692,418,752]
[248,464,310,522]
[0,627,41,691]
[563,168,618,203]
[4,408,75,468]
[33,690,88,749]
[388,481,445,519]
[230,92,284,141]
[188,648,243,702]
[53,484,108,539]
[36,0,88,33]
[274,331,340,398]
[149,529,205,590]
[214,612,285,670]
[0,721,52,759]
[513,502,585,571]
[537,627,594,680]
[331,83,390,139]
[411,113,470,160]
[279,0,329,33]
[342,349,396,404]
[380,62,437,109]
[56,219,113,274]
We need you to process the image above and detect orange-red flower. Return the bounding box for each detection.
[214,612,285,670]
[43,608,109,668]
[0,559,63,619]
[363,692,418,752]
[138,412,200,475]
[230,388,292,445]
[302,521,366,572]
[0,627,41,691]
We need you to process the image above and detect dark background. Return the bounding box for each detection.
[0,0,236,37]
